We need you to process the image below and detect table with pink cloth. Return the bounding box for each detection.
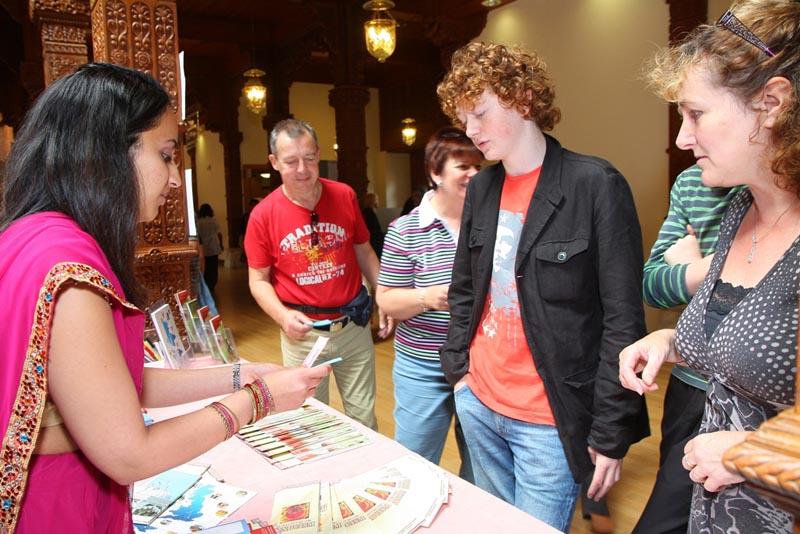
[147,395,558,533]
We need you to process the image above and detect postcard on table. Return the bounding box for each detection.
[132,463,208,525]
[135,472,256,534]
[150,302,188,369]
[269,482,320,534]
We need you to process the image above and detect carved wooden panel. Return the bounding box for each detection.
[724,403,800,523]
[135,246,195,335]
[29,0,89,17]
[153,4,178,112]
[91,0,180,111]
[90,0,194,308]
[32,5,90,87]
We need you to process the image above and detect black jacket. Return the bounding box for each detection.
[440,134,650,482]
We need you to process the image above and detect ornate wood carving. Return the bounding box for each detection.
[91,0,195,314]
[153,4,178,111]
[106,0,130,65]
[30,0,90,86]
[724,410,800,497]
[29,0,88,17]
[329,84,370,200]
[723,408,800,524]
[134,246,195,310]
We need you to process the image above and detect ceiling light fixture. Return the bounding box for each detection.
[242,68,267,114]
[363,0,397,63]
[481,0,502,7]
[401,118,417,146]
[242,17,267,115]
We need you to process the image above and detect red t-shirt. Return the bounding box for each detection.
[244,178,369,316]
[467,167,555,425]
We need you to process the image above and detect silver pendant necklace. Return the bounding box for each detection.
[746,202,795,263]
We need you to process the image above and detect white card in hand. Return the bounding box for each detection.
[302,336,330,367]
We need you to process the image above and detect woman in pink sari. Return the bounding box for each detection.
[0,64,330,533]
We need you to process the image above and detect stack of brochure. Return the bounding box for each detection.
[269,455,450,533]
[145,292,240,368]
[238,406,369,470]
[198,518,276,533]
[174,290,240,364]
[132,463,256,534]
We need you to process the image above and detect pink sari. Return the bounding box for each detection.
[0,212,144,533]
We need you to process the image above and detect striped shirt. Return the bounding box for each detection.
[643,165,742,389]
[378,191,456,360]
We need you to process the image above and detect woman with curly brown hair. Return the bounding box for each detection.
[437,41,649,531]
[620,1,800,532]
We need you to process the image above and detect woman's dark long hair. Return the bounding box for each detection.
[1,63,171,307]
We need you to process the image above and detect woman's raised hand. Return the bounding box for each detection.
[618,329,680,395]
[260,365,331,413]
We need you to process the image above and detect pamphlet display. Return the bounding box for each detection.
[270,455,450,533]
[237,405,369,470]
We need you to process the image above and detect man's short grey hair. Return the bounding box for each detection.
[269,118,319,155]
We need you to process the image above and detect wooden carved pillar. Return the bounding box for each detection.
[262,78,292,140]
[221,127,244,249]
[91,0,196,312]
[666,0,707,188]
[29,0,91,86]
[329,84,370,200]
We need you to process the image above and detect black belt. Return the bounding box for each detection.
[313,316,349,332]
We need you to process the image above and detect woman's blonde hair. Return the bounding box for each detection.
[437,42,561,131]
[647,0,800,190]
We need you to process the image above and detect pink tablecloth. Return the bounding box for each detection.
[147,397,558,533]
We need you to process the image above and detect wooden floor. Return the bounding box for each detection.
[215,266,671,534]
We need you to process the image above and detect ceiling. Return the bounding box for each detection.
[177,0,506,86]
[0,0,512,137]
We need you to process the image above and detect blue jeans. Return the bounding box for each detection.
[393,352,473,483]
[455,385,579,532]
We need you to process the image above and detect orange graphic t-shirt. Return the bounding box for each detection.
[466,167,555,425]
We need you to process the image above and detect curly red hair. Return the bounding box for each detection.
[437,42,561,131]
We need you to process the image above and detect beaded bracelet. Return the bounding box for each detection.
[253,378,275,416]
[243,381,266,422]
[242,384,260,424]
[208,401,239,440]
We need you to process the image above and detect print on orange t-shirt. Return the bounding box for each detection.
[467,167,556,425]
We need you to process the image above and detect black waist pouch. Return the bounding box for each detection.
[340,285,373,327]
[284,285,373,327]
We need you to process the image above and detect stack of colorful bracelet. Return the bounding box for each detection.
[242,377,276,425]
[208,401,241,440]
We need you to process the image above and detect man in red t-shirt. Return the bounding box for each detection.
[244,119,393,429]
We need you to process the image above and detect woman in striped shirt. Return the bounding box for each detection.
[376,127,481,480]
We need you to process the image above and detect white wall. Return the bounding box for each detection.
[239,95,269,181]
[480,0,670,256]
[289,82,390,204]
[194,130,229,249]
[289,82,339,163]
[708,0,730,20]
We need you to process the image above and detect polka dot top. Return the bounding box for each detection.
[677,189,799,413]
